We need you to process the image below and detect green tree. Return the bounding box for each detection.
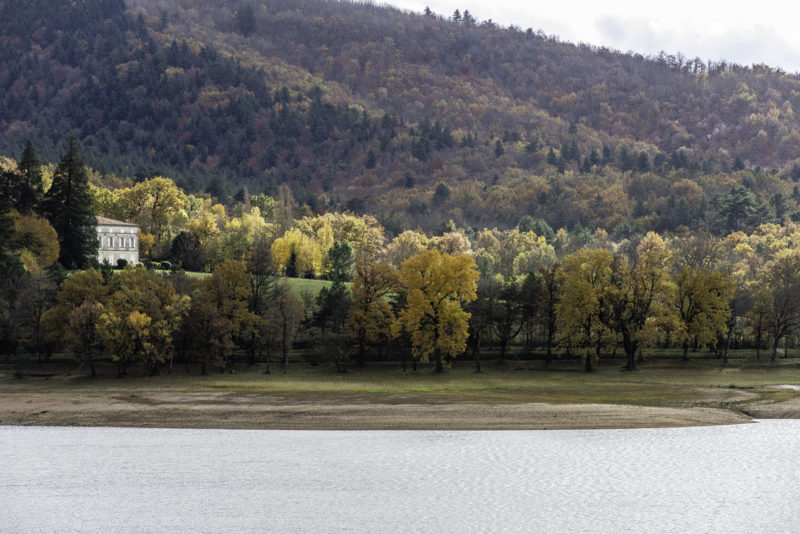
[251,193,277,220]
[719,185,759,234]
[393,250,478,372]
[171,230,204,271]
[324,240,355,282]
[313,280,353,371]
[42,136,97,268]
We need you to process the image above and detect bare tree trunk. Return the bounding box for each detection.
[283,320,289,374]
[435,349,444,373]
[756,332,762,361]
[723,331,732,364]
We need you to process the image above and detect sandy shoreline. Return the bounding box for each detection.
[0,390,759,430]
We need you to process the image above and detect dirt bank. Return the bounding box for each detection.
[0,390,752,430]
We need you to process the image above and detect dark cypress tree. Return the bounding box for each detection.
[494,139,505,158]
[285,249,298,278]
[324,241,354,282]
[235,4,256,36]
[0,140,43,215]
[636,151,651,173]
[0,194,22,277]
[42,136,98,268]
[547,147,558,166]
[17,140,44,214]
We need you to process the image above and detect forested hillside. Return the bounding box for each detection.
[3,0,800,235]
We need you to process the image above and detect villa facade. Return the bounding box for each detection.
[97,216,139,265]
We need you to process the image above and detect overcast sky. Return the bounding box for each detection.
[389,0,800,73]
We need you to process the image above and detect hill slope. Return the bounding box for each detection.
[2,0,800,234]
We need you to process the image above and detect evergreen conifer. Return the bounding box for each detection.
[17,140,44,214]
[42,136,97,268]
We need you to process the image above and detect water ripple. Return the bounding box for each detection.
[2,422,800,533]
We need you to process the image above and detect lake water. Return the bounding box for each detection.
[2,421,800,533]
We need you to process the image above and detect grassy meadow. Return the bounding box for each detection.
[3,349,800,413]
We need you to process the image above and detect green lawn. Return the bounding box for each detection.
[4,351,800,411]
[162,271,338,297]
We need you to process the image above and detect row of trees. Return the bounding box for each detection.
[5,220,800,375]
[0,248,479,375]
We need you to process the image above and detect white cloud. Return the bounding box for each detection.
[594,17,800,72]
[389,1,800,73]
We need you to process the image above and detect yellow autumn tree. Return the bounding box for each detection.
[99,266,190,376]
[603,232,674,370]
[671,266,732,361]
[217,208,276,262]
[385,230,429,268]
[10,211,60,269]
[117,176,186,242]
[555,248,617,372]
[303,212,386,258]
[393,250,478,372]
[346,255,397,365]
[271,227,325,276]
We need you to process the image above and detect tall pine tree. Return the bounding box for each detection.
[17,140,44,214]
[0,140,43,214]
[0,193,22,276]
[42,136,97,268]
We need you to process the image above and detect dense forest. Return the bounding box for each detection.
[3,0,800,235]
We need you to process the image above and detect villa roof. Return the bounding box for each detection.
[96,216,139,227]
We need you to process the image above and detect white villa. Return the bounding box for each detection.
[97,216,139,265]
